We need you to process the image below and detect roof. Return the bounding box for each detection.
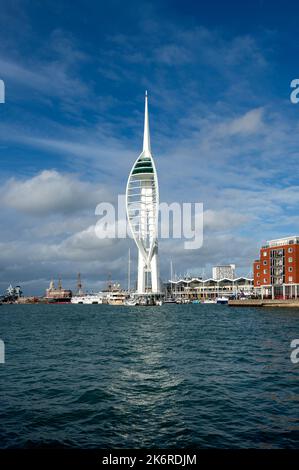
[169,277,253,284]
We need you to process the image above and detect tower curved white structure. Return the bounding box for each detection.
[126,92,160,294]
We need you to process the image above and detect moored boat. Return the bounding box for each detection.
[107,291,128,305]
[125,294,163,306]
[203,299,217,304]
[216,297,229,305]
[71,293,105,304]
[164,297,176,304]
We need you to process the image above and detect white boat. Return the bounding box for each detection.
[124,297,139,306]
[71,293,105,304]
[203,299,217,304]
[216,297,229,305]
[107,291,128,305]
[164,297,176,304]
[138,297,163,306]
[176,298,190,304]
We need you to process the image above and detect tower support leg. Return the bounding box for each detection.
[150,250,160,293]
[137,252,146,294]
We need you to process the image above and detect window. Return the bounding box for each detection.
[257,273,260,277]
[289,267,293,272]
[288,257,293,263]
[263,260,267,265]
[263,251,267,257]
[263,278,267,283]
[257,281,260,285]
[263,269,267,274]
[288,247,293,253]
[256,264,260,269]
[289,276,293,283]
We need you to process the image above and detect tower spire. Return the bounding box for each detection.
[142,90,151,155]
[126,92,160,295]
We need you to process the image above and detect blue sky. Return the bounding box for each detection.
[1,0,299,294]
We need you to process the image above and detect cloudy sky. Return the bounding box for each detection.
[1,0,299,294]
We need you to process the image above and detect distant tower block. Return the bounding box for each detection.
[212,264,236,280]
[126,91,160,294]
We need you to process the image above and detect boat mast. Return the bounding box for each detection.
[170,259,173,296]
[128,248,131,292]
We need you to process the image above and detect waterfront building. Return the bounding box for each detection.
[16,296,39,304]
[212,264,236,280]
[167,276,254,301]
[126,92,160,294]
[253,236,299,299]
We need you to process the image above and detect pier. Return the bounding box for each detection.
[229,299,299,308]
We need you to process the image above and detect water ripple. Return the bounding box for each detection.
[0,303,299,448]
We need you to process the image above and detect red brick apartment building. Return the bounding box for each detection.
[253,236,299,299]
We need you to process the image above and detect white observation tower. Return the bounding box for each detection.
[126,91,160,294]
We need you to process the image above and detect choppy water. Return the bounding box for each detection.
[0,303,298,448]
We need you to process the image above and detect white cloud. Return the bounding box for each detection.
[0,54,88,101]
[2,170,110,215]
[204,209,249,231]
[227,108,265,135]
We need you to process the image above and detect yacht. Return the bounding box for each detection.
[107,291,128,305]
